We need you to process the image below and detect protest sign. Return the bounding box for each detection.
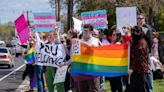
[72,17,82,34]
[71,39,81,55]
[14,14,30,44]
[33,12,56,32]
[56,22,64,34]
[53,65,68,84]
[34,33,66,67]
[116,7,137,35]
[81,10,108,29]
[35,43,66,67]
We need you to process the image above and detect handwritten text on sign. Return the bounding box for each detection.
[35,43,66,67]
[72,39,81,55]
[53,65,68,84]
[14,14,30,44]
[81,10,108,29]
[116,7,137,35]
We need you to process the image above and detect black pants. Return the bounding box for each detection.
[127,72,149,92]
[22,64,34,80]
[64,72,71,91]
[153,69,163,80]
[78,77,100,92]
[109,76,122,92]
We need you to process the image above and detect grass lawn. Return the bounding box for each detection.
[153,66,164,92]
[104,78,164,92]
[154,79,164,92]
[104,66,164,92]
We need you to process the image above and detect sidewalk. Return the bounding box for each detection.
[15,78,37,92]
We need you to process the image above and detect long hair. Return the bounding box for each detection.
[131,26,145,44]
[68,29,79,38]
[112,29,122,44]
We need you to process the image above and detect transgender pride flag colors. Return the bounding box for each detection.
[33,12,56,32]
[81,10,108,29]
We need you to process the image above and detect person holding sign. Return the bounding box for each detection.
[22,37,35,91]
[78,24,101,92]
[108,29,123,92]
[128,26,149,92]
[67,29,81,92]
[60,34,72,92]
[137,13,153,53]
[137,13,154,92]
[122,24,132,44]
[34,33,47,92]
[45,29,65,92]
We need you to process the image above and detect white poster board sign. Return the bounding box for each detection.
[71,39,81,55]
[56,22,64,34]
[53,65,68,84]
[35,43,66,67]
[72,17,82,34]
[34,33,66,67]
[116,7,137,35]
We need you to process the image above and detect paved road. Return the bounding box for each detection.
[0,57,26,92]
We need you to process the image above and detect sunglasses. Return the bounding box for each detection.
[93,34,98,35]
[112,34,117,36]
[137,17,144,19]
[61,41,65,43]
[122,27,128,29]
[84,30,89,32]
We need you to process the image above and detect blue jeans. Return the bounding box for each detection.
[34,65,44,92]
[148,71,153,92]
[100,76,105,90]
[148,56,153,92]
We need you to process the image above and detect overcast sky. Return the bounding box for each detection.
[0,0,53,24]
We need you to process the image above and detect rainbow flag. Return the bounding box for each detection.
[71,44,129,77]
[24,47,35,64]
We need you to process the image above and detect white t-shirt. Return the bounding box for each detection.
[150,56,162,71]
[86,37,99,47]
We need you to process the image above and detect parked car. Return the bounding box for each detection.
[6,41,16,56]
[11,39,23,57]
[0,40,6,47]
[0,47,14,68]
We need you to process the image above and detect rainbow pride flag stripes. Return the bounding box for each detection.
[71,44,129,77]
[24,47,35,64]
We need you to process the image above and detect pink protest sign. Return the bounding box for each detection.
[14,14,30,44]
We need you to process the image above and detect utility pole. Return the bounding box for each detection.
[26,10,30,27]
[57,0,60,21]
[24,10,31,27]
[55,0,57,20]
[67,0,73,30]
[49,0,60,21]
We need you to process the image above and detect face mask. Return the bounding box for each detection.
[142,27,148,34]
[82,31,92,41]
[123,29,128,33]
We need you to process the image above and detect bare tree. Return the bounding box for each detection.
[49,0,61,21]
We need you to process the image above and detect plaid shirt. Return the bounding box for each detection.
[130,38,149,73]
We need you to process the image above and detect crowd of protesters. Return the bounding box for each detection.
[21,13,163,92]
